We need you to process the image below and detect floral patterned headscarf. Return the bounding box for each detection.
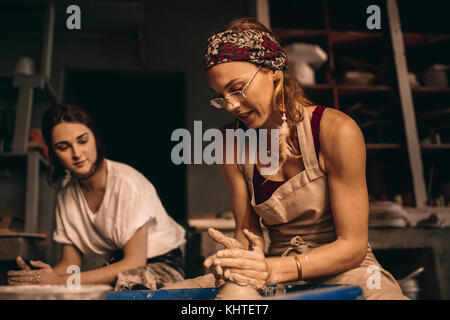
[203,28,288,71]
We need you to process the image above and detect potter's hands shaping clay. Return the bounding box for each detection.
[211,229,270,291]
[204,228,246,287]
[205,228,246,250]
[7,256,61,286]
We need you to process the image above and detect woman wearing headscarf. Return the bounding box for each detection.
[166,18,407,300]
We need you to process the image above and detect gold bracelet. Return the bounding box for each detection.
[293,255,303,280]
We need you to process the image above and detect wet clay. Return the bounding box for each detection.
[215,282,261,300]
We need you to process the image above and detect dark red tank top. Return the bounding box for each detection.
[253,106,327,205]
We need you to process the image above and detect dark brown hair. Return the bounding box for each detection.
[42,103,104,186]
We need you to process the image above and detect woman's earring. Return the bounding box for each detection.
[280,106,289,136]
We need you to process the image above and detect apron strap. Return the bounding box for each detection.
[281,235,321,256]
[296,105,324,181]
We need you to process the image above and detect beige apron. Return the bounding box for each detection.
[242,106,408,300]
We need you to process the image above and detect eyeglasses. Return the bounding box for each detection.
[210,65,262,109]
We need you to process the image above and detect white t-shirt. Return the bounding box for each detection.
[53,159,186,259]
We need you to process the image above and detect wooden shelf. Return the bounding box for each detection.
[366,143,450,151]
[275,28,450,47]
[420,144,450,151]
[403,33,450,47]
[0,231,46,239]
[419,108,450,120]
[301,84,333,94]
[302,84,393,92]
[302,83,332,89]
[366,143,401,150]
[273,28,329,41]
[274,28,389,46]
[337,84,393,95]
[412,86,450,97]
[330,31,385,45]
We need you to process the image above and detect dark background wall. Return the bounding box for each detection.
[1,0,252,225]
[140,0,250,220]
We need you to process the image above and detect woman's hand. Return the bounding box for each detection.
[207,229,270,291]
[203,228,245,287]
[7,256,63,286]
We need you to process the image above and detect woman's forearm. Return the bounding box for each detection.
[58,258,144,286]
[267,238,367,284]
[53,261,77,276]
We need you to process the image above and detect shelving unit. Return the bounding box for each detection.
[0,1,145,276]
[0,1,59,270]
[396,1,450,209]
[263,0,450,209]
[0,152,49,233]
[253,0,450,299]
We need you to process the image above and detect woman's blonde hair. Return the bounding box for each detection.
[227,18,316,170]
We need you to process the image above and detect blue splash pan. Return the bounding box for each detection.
[106,284,364,300]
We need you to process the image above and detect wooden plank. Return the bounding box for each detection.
[387,0,427,208]
[419,108,450,119]
[302,83,333,90]
[366,143,450,151]
[330,31,384,45]
[322,0,338,107]
[11,79,34,153]
[337,84,392,94]
[274,30,450,46]
[412,87,450,97]
[25,151,40,233]
[11,75,46,154]
[41,1,54,79]
[272,28,329,40]
[421,143,450,151]
[403,33,450,47]
[0,232,46,239]
[254,0,271,30]
[44,77,59,103]
[366,143,401,150]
